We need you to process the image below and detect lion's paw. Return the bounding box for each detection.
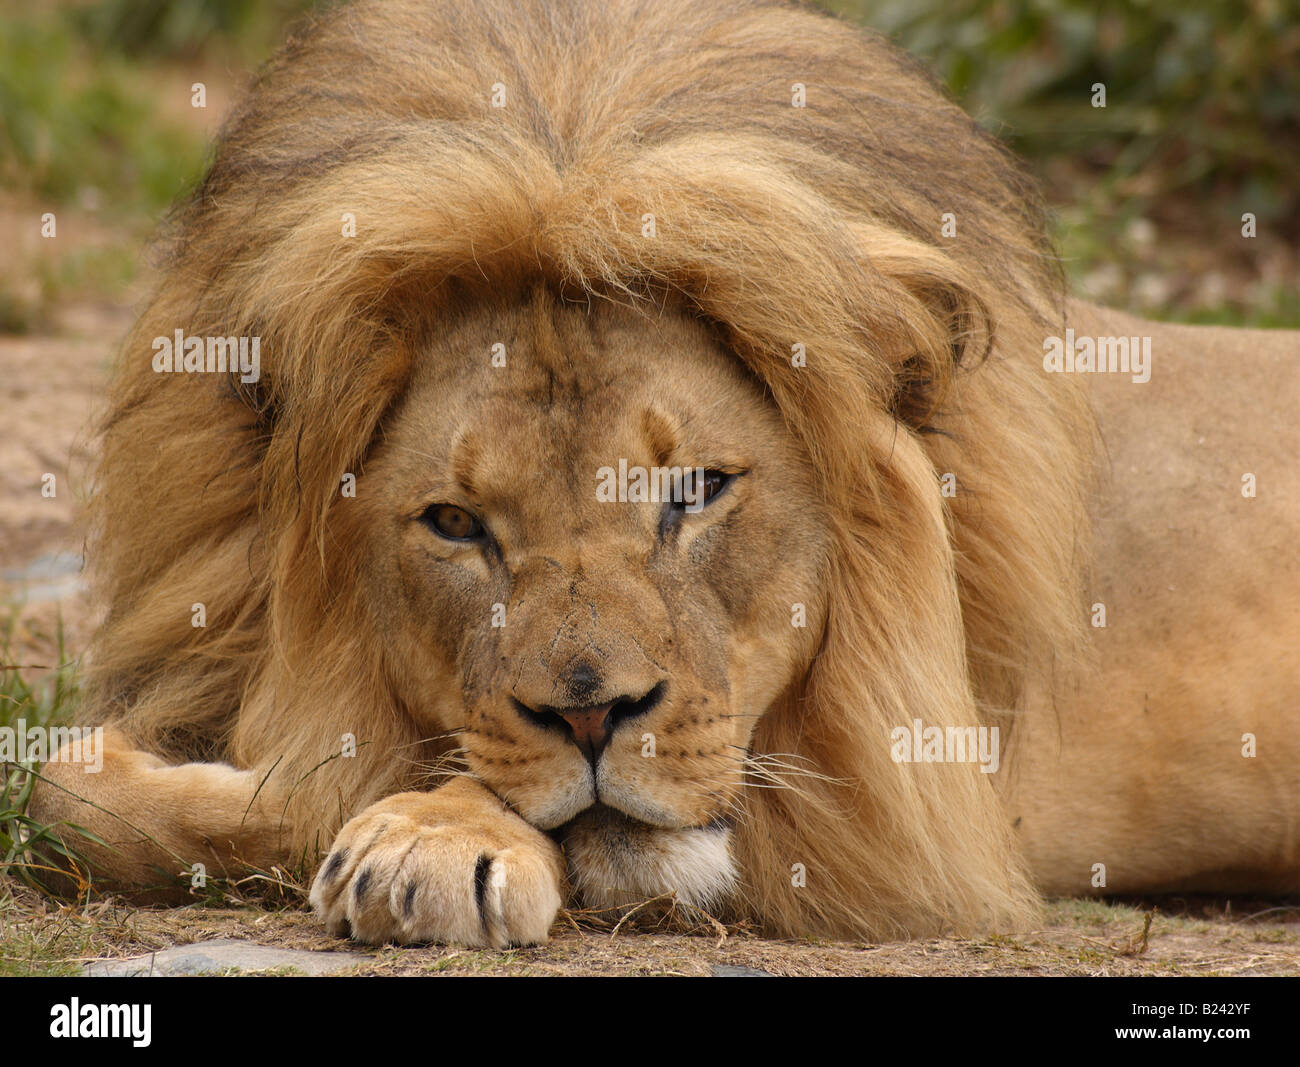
[309,793,563,947]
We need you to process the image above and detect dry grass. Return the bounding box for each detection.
[2,879,1297,976]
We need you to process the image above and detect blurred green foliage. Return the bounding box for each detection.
[826,0,1300,231]
[67,0,320,60]
[0,13,207,215]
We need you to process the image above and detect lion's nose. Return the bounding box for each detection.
[511,683,666,768]
[555,702,615,764]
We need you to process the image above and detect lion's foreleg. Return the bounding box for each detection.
[24,726,292,897]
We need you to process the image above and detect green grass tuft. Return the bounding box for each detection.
[0,613,102,896]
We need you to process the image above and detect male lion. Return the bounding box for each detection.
[30,0,1298,947]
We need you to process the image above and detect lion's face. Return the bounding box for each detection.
[352,289,829,905]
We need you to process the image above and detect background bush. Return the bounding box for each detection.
[830,0,1300,233]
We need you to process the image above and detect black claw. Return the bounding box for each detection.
[321,848,348,885]
[473,854,493,929]
[353,866,373,903]
[402,881,418,919]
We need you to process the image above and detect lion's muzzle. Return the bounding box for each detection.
[509,680,667,767]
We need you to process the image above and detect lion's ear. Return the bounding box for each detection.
[850,227,995,432]
[226,362,280,430]
[892,282,993,432]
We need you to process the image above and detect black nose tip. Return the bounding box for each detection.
[511,682,667,768]
[564,661,602,705]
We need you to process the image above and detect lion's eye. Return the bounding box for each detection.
[421,503,483,541]
[673,469,732,510]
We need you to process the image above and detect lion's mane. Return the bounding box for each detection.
[86,0,1093,937]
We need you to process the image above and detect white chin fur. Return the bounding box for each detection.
[562,807,736,911]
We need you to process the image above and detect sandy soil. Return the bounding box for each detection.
[4,885,1298,976]
[0,305,114,667]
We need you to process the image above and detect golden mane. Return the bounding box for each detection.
[85,0,1094,937]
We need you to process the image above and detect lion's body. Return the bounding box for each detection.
[1011,302,1300,895]
[29,0,1298,944]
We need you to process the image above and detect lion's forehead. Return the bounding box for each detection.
[385,294,784,500]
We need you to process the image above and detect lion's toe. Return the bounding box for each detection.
[310,813,561,948]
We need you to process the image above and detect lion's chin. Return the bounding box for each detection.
[560,805,737,912]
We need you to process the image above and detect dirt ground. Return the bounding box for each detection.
[0,308,112,670]
[4,884,1298,977]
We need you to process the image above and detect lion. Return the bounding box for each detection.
[28,0,1299,947]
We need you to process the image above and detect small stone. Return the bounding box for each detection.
[83,938,370,977]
